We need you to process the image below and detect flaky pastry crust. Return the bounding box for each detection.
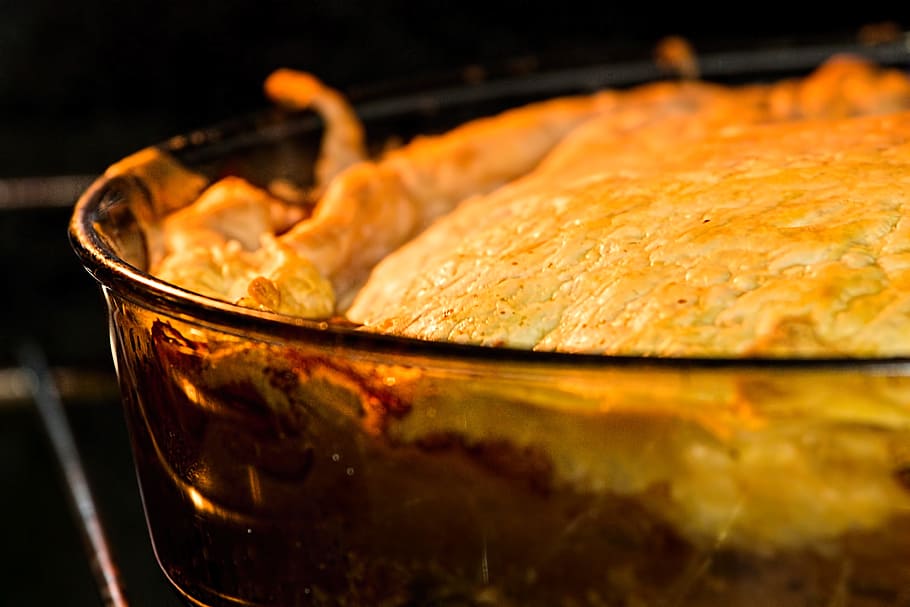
[139,56,910,356]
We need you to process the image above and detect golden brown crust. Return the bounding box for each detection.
[146,56,910,355]
[264,69,367,187]
[348,59,910,356]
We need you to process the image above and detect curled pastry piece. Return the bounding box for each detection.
[160,176,277,254]
[153,241,254,304]
[103,147,210,268]
[265,69,367,187]
[768,55,910,119]
[281,91,617,304]
[158,176,307,255]
[155,236,334,318]
[236,236,335,318]
[654,36,699,80]
[153,177,323,315]
[105,147,209,219]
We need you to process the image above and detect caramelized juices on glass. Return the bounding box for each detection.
[106,294,910,606]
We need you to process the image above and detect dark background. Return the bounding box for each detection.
[1,3,908,605]
[2,1,907,178]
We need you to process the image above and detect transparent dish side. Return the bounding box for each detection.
[103,288,910,606]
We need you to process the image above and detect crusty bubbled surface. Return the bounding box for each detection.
[349,91,910,356]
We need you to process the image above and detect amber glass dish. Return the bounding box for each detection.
[71,42,910,606]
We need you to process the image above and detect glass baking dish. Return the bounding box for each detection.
[70,41,910,606]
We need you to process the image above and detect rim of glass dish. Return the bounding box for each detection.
[70,38,910,372]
